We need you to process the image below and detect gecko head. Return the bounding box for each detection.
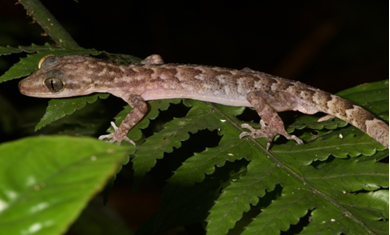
[19,55,97,98]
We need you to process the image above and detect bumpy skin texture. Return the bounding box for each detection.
[19,54,389,149]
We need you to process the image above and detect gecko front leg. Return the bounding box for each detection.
[239,91,303,149]
[99,94,148,145]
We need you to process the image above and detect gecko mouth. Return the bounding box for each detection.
[18,80,31,96]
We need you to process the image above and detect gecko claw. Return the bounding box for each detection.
[99,133,136,146]
[98,122,136,146]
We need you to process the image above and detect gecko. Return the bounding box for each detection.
[18,54,389,149]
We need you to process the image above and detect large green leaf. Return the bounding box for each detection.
[0,136,132,235]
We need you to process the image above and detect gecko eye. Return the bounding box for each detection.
[44,77,64,92]
[39,55,57,69]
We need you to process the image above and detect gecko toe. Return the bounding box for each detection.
[318,114,335,122]
[240,123,304,148]
[98,132,136,146]
[289,135,304,145]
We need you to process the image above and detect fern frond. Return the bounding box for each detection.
[0,44,100,83]
[241,186,313,235]
[206,155,284,235]
[35,94,109,131]
[131,80,388,234]
[274,125,385,165]
[132,100,246,180]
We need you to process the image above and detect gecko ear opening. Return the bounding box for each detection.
[39,55,57,69]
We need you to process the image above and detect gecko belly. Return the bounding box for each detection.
[139,89,252,107]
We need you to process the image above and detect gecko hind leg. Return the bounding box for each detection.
[240,91,303,149]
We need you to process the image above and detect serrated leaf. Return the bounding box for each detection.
[206,151,388,235]
[0,136,132,235]
[135,80,388,235]
[206,156,284,235]
[0,43,60,55]
[0,44,100,83]
[303,159,388,192]
[242,186,313,235]
[35,93,109,131]
[136,159,249,235]
[132,100,246,182]
[273,125,386,166]
[1,53,49,82]
[132,80,388,182]
[0,45,24,55]
[288,114,348,132]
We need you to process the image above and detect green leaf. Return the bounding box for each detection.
[274,125,385,166]
[132,100,244,179]
[132,81,388,183]
[0,44,100,83]
[133,80,388,235]
[241,186,313,235]
[0,44,53,55]
[35,93,109,131]
[0,136,132,235]
[205,152,388,235]
[206,155,285,235]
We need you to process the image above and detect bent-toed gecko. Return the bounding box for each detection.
[18,54,389,149]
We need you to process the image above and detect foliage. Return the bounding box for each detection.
[0,136,132,235]
[0,1,388,234]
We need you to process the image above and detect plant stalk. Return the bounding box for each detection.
[18,0,79,48]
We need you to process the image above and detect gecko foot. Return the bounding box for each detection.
[239,121,303,149]
[98,121,136,146]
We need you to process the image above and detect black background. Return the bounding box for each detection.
[0,0,388,233]
[1,0,388,92]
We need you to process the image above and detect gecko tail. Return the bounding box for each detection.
[317,93,389,149]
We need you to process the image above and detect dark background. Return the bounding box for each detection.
[1,0,388,92]
[0,0,388,233]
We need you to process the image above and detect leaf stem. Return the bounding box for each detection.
[18,0,79,48]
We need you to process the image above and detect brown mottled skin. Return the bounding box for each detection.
[19,54,389,149]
